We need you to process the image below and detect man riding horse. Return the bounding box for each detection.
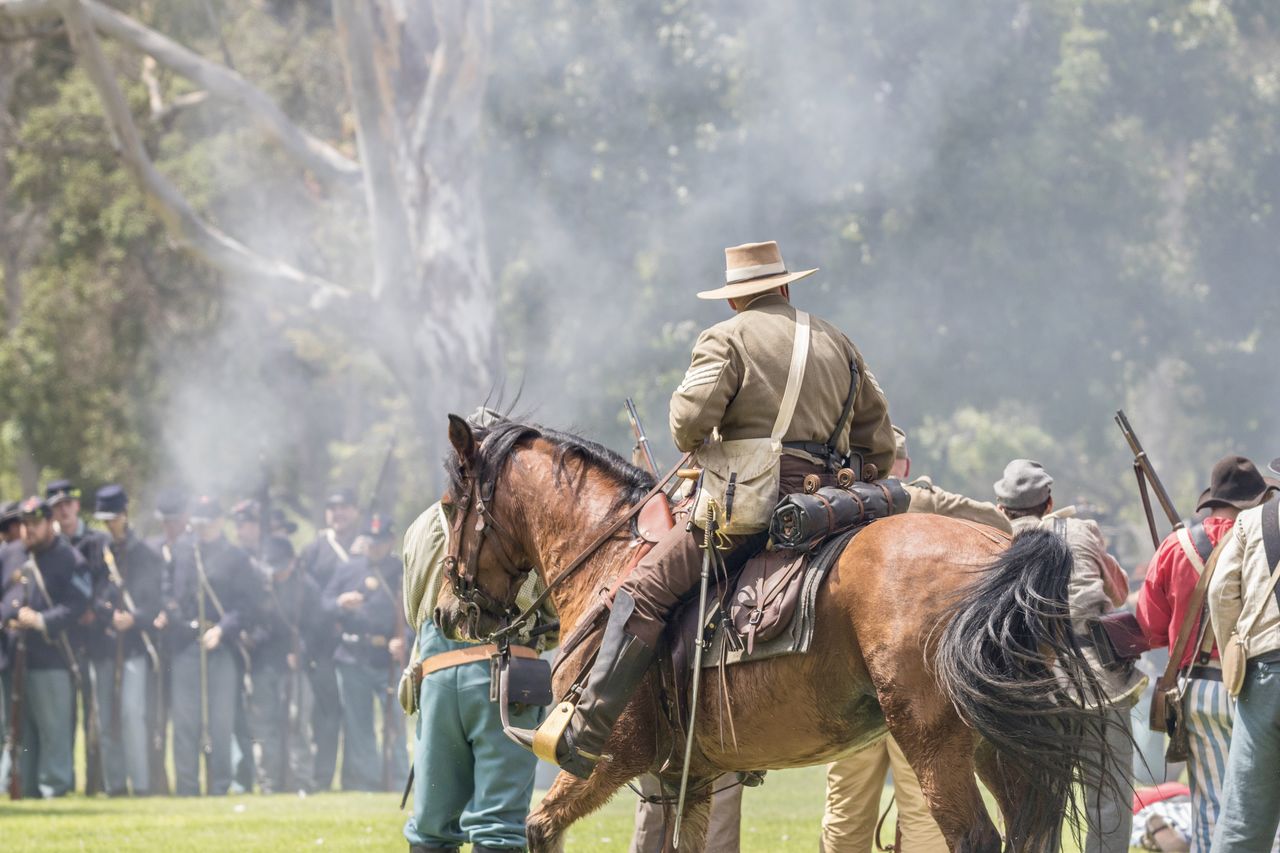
[528,240,897,779]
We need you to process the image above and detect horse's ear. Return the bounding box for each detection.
[447,414,477,466]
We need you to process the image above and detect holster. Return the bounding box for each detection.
[490,652,554,707]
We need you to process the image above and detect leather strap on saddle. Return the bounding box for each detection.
[419,643,539,677]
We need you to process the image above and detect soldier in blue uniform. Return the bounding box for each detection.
[164,496,257,796]
[322,512,409,792]
[298,486,361,791]
[46,479,112,795]
[246,535,320,794]
[0,497,92,797]
[90,485,164,796]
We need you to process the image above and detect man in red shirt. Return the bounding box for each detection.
[1136,455,1280,853]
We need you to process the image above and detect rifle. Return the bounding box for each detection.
[625,397,659,476]
[6,572,29,800]
[193,541,213,794]
[1114,409,1184,548]
[151,543,176,796]
[102,547,162,740]
[366,438,403,792]
[257,454,293,789]
[24,555,90,785]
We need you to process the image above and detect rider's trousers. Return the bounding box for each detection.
[619,456,829,648]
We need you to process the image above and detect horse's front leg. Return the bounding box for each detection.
[527,762,639,853]
[527,701,657,852]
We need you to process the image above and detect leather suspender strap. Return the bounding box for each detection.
[1186,521,1214,563]
[1235,497,1280,643]
[1263,496,1280,612]
[823,358,860,465]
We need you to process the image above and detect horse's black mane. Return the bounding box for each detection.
[446,419,657,511]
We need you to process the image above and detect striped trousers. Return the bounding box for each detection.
[1184,676,1280,853]
[1184,676,1233,853]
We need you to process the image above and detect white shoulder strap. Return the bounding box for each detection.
[1176,527,1207,574]
[325,528,351,564]
[770,310,811,450]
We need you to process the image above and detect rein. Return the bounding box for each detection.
[448,449,690,644]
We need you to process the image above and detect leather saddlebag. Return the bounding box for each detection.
[1088,611,1152,667]
[728,550,809,655]
[769,481,910,552]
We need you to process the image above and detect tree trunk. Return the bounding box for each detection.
[333,0,500,485]
[0,35,41,494]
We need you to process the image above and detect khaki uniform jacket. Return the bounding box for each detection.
[904,476,1012,533]
[1012,513,1146,705]
[669,294,895,476]
[1209,500,1280,662]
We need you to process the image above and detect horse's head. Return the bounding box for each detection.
[434,414,538,642]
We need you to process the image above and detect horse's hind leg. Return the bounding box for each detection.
[883,709,1002,852]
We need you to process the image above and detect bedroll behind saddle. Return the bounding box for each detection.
[669,478,909,671]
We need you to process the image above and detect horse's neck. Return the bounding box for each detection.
[525,488,633,633]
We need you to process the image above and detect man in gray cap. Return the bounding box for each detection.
[994,459,1144,853]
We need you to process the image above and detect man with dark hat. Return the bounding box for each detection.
[1137,455,1280,853]
[1208,457,1280,851]
[0,500,23,550]
[995,459,1144,853]
[165,495,257,796]
[245,535,319,794]
[47,478,111,794]
[152,488,190,568]
[321,512,409,792]
[0,497,92,797]
[298,485,361,791]
[518,240,895,779]
[90,484,165,796]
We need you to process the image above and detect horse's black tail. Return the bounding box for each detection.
[933,529,1122,851]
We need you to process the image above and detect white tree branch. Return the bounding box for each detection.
[0,0,361,187]
[53,0,350,309]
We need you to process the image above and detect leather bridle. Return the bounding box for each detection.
[443,465,530,628]
[442,448,690,642]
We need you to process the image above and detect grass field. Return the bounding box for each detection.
[0,763,1130,852]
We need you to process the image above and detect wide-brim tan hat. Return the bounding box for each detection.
[696,240,818,300]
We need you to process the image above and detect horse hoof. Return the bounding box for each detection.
[526,820,563,853]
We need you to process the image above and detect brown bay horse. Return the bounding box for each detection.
[434,417,1118,852]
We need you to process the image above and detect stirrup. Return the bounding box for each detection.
[508,701,578,765]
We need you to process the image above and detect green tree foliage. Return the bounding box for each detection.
[0,1,1277,550]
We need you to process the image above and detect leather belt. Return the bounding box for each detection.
[419,643,538,677]
[782,441,837,462]
[1188,665,1222,682]
[1251,649,1280,667]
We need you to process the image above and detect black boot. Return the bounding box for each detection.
[512,590,656,779]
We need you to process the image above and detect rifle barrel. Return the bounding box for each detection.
[1115,409,1184,530]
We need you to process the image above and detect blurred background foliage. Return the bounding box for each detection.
[0,0,1277,564]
